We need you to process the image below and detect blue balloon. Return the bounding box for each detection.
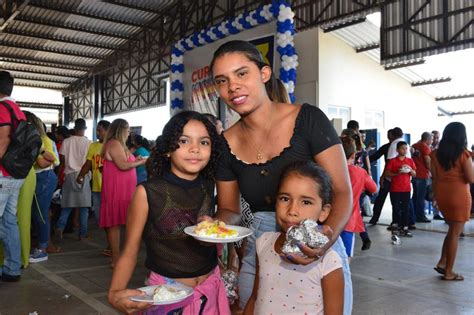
[171,99,184,109]
[171,80,184,91]
[240,13,252,29]
[172,47,183,57]
[182,40,191,51]
[191,33,200,47]
[226,21,239,34]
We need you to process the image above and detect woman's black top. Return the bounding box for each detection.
[141,171,217,278]
[216,104,340,213]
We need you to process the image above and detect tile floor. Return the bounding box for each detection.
[1,204,473,315]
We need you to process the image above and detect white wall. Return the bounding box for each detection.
[104,104,170,142]
[294,28,319,106]
[436,113,474,148]
[317,29,438,140]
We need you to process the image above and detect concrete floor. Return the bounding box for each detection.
[1,205,473,315]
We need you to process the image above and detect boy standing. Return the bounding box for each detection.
[384,141,416,237]
[340,137,377,258]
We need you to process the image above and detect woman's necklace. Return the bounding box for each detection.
[240,109,274,161]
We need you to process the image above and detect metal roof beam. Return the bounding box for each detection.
[0,66,82,78]
[355,43,380,53]
[18,101,63,110]
[449,110,474,116]
[323,17,367,32]
[15,15,131,40]
[0,55,91,71]
[384,59,425,70]
[26,2,143,27]
[436,93,474,101]
[11,72,74,84]
[13,80,65,89]
[101,0,169,16]
[411,77,452,87]
[0,40,105,59]
[437,106,453,117]
[3,28,120,50]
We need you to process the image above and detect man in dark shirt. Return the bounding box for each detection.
[369,129,394,225]
[0,71,26,282]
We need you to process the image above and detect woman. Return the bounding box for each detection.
[131,135,150,184]
[24,112,59,263]
[431,122,473,281]
[100,119,146,267]
[209,40,353,312]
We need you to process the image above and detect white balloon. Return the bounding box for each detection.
[208,29,218,41]
[175,42,185,53]
[185,38,194,49]
[198,34,206,45]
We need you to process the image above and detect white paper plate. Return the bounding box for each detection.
[184,225,253,243]
[129,284,193,305]
[399,168,411,173]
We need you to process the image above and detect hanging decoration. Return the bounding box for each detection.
[170,0,298,111]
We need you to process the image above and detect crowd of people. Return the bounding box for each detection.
[0,39,473,315]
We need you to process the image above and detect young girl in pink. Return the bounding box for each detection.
[107,111,230,315]
[244,161,344,314]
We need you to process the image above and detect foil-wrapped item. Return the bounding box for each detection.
[282,219,329,258]
[221,270,238,304]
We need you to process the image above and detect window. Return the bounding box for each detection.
[326,105,351,127]
[364,110,384,129]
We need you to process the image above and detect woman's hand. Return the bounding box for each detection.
[197,215,214,223]
[108,289,151,314]
[280,225,334,266]
[42,150,56,162]
[76,175,84,184]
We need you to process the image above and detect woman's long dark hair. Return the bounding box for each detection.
[436,122,467,171]
[209,40,281,102]
[146,111,222,180]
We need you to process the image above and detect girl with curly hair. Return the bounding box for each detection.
[108,111,230,315]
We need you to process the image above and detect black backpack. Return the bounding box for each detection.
[1,101,42,179]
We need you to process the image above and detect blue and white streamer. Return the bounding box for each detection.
[170,0,298,111]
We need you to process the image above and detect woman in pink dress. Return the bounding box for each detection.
[100,119,146,267]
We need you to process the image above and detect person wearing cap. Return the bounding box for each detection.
[56,118,92,241]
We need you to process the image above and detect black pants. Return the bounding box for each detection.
[390,192,410,228]
[370,178,391,224]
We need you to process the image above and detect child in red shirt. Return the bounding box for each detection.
[384,141,416,237]
[340,137,377,258]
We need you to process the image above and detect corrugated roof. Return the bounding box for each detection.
[0,0,177,90]
[330,13,474,116]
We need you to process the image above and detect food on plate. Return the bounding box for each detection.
[152,285,188,302]
[399,165,411,173]
[194,220,238,238]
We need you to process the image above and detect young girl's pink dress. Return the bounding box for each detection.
[99,155,137,228]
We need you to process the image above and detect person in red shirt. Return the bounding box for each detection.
[384,141,416,237]
[340,137,377,259]
[0,71,27,282]
[411,132,432,223]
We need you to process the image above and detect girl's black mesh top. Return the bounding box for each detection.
[141,171,217,278]
[216,104,341,213]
